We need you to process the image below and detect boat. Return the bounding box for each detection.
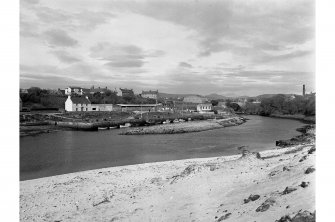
[173,119,179,123]
[109,126,118,129]
[178,119,185,122]
[163,120,171,124]
[98,127,108,130]
[120,123,131,128]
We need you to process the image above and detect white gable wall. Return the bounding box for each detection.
[65,96,73,111]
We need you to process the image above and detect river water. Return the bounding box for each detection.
[20,115,306,181]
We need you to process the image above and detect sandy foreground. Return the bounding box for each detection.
[20,143,315,222]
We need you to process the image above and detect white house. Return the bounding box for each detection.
[65,86,84,95]
[65,96,114,112]
[65,96,91,111]
[197,103,213,113]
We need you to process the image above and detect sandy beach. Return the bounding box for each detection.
[20,133,315,221]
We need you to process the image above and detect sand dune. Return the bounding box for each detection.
[20,141,315,221]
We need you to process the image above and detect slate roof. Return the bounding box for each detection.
[70,96,91,104]
[142,90,158,94]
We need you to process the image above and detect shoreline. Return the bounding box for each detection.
[120,116,245,135]
[20,125,315,221]
[242,113,315,124]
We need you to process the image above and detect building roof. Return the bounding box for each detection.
[91,104,113,107]
[142,90,158,94]
[68,86,83,89]
[197,103,212,106]
[70,96,91,104]
[120,88,134,92]
[90,87,109,93]
[116,104,160,107]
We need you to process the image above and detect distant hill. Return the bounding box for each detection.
[205,93,229,100]
[158,92,202,99]
[158,92,298,100]
[256,94,295,99]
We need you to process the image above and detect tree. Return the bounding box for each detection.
[226,102,241,112]
[211,100,219,106]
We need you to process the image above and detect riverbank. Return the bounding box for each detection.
[20,128,315,221]
[120,116,245,135]
[268,114,315,124]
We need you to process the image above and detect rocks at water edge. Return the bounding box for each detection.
[299,155,308,162]
[300,181,310,188]
[276,210,316,222]
[308,146,316,154]
[282,186,297,195]
[276,215,292,222]
[240,150,262,160]
[304,167,315,174]
[217,213,231,221]
[244,194,260,203]
[256,197,276,212]
[291,210,316,222]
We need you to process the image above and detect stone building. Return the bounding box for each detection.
[141,90,158,100]
[120,88,134,97]
[65,86,84,95]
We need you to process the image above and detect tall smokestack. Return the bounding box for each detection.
[303,84,306,96]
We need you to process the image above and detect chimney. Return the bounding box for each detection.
[303,84,306,96]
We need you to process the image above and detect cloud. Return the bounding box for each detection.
[35,7,115,30]
[262,50,313,63]
[44,29,78,47]
[104,60,144,68]
[90,42,164,69]
[20,21,39,38]
[22,0,39,5]
[90,43,144,68]
[49,50,81,63]
[125,0,314,57]
[179,62,193,68]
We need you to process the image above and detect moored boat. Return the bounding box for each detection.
[163,120,171,124]
[120,123,131,128]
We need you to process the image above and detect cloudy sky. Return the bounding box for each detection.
[20,0,314,96]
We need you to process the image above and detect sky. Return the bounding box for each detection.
[20,0,315,96]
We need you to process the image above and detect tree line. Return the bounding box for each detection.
[20,87,158,109]
[226,94,315,116]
